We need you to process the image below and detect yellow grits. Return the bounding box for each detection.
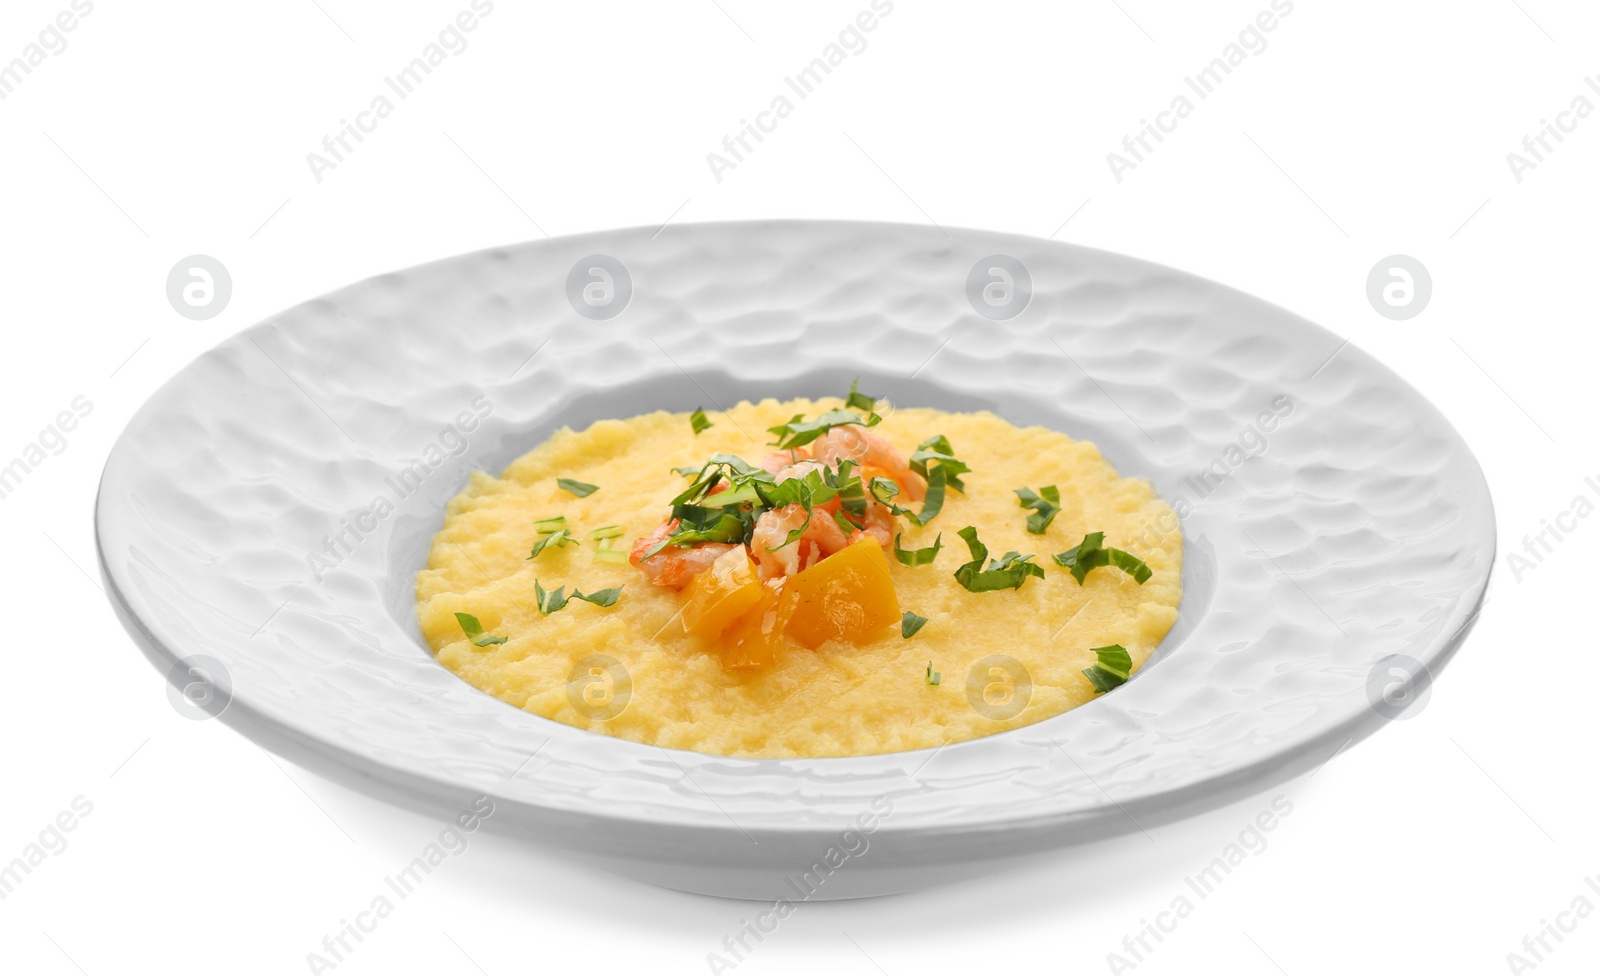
[416,398,1182,759]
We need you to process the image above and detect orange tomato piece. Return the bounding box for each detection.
[722,578,796,672]
[783,536,900,649]
[681,547,764,640]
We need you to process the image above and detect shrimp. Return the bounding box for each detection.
[811,426,926,501]
[847,499,896,549]
[761,451,804,477]
[772,457,832,487]
[749,503,852,580]
[629,520,738,589]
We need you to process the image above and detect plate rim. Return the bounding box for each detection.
[94,217,1497,846]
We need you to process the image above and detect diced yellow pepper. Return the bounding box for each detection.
[783,536,900,649]
[722,578,795,672]
[681,547,764,640]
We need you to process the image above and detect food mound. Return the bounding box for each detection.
[417,384,1182,758]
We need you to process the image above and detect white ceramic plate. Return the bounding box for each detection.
[96,220,1493,899]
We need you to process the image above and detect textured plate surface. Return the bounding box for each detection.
[96,220,1494,899]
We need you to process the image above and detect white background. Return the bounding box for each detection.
[1,1,1595,973]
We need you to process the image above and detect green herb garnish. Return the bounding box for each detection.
[533,515,569,534]
[528,528,576,559]
[646,513,747,558]
[690,408,712,435]
[952,526,1045,592]
[1014,485,1061,535]
[893,532,942,567]
[768,409,879,450]
[924,660,941,684]
[534,579,568,614]
[871,467,947,527]
[557,478,599,497]
[573,586,623,607]
[453,612,507,647]
[903,611,929,639]
[641,456,772,559]
[869,477,900,505]
[1053,532,1153,585]
[764,380,884,449]
[757,459,864,551]
[697,480,767,509]
[909,435,970,493]
[844,377,881,419]
[914,466,948,524]
[534,580,623,614]
[589,526,627,564]
[1083,644,1132,692]
[644,450,876,558]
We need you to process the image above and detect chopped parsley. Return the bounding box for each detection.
[453,612,506,647]
[1083,644,1133,692]
[952,526,1045,592]
[527,528,576,559]
[1053,532,1153,585]
[690,408,712,435]
[903,611,929,639]
[893,532,943,567]
[557,478,599,497]
[1014,485,1062,535]
[924,660,941,685]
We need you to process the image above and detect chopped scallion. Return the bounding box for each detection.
[528,528,576,559]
